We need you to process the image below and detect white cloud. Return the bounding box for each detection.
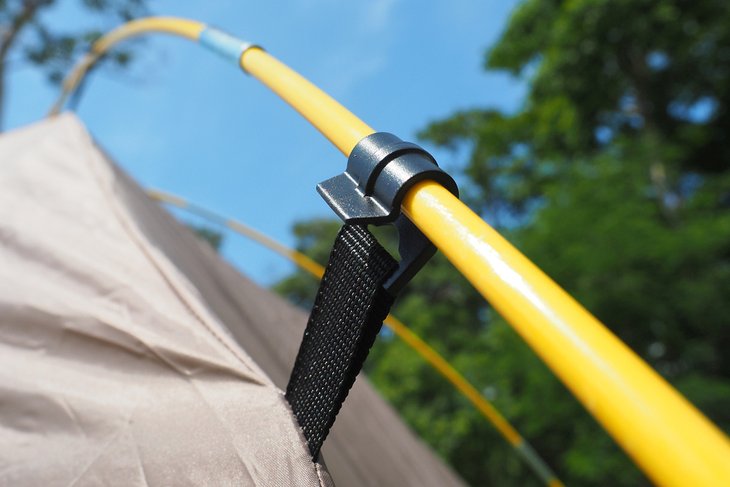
[326,52,387,97]
[363,0,399,32]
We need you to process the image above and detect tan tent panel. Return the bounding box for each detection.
[0,114,465,487]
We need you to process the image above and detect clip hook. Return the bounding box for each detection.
[317,132,458,295]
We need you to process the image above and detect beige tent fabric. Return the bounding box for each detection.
[0,114,465,486]
[0,115,330,486]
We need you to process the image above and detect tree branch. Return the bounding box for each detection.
[0,0,51,129]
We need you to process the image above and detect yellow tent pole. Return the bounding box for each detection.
[401,182,730,487]
[240,49,371,154]
[49,18,205,116]
[53,17,730,487]
[147,188,563,487]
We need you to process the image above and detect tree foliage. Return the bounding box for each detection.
[278,1,730,485]
[187,224,224,252]
[0,0,147,127]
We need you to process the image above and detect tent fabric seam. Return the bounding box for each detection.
[75,123,266,384]
[2,114,464,486]
[71,115,330,482]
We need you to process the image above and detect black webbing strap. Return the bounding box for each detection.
[286,224,398,460]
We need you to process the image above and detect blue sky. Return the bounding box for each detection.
[6,0,524,285]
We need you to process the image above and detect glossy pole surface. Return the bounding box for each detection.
[402,181,730,487]
[241,48,373,155]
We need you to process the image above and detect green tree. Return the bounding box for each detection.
[278,1,730,485]
[0,0,147,128]
[187,223,224,252]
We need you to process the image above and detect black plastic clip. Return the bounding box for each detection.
[317,132,458,295]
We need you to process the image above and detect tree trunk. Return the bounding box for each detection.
[620,48,680,224]
[0,1,44,131]
[0,62,5,131]
[0,36,11,131]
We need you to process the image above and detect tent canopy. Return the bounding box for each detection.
[0,114,464,487]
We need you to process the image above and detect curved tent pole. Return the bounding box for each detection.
[51,17,730,487]
[148,188,564,487]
